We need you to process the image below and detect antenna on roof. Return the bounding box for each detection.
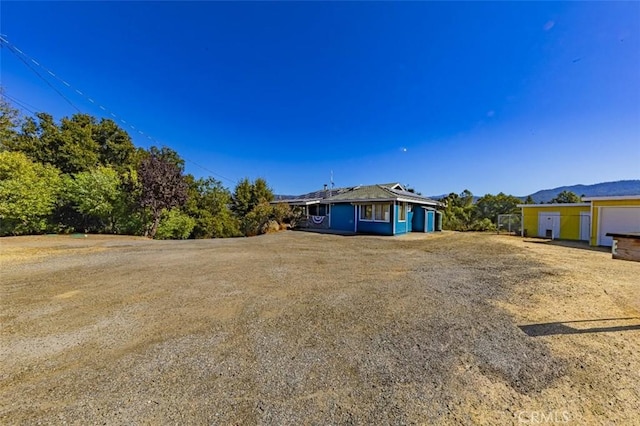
[330,170,335,196]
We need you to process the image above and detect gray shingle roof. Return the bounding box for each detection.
[274,183,442,207]
[325,185,442,206]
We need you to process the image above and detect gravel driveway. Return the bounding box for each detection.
[1,231,639,424]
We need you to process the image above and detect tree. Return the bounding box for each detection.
[8,113,100,173]
[0,151,62,235]
[155,208,196,240]
[474,192,522,224]
[137,148,188,238]
[240,202,273,236]
[10,112,60,166]
[0,93,20,147]
[549,190,581,204]
[439,190,475,231]
[524,195,535,204]
[232,177,274,218]
[185,176,240,238]
[66,166,122,233]
[92,118,136,170]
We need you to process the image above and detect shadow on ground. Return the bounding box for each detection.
[522,238,610,253]
[520,318,640,337]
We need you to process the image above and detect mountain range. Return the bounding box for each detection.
[428,180,640,203]
[277,180,640,203]
[522,179,640,203]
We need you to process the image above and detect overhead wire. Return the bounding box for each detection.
[1,92,38,116]
[0,35,238,184]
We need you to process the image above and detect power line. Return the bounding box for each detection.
[1,92,38,115]
[0,35,238,185]
[1,40,81,113]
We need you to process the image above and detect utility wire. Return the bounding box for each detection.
[0,35,238,185]
[1,41,81,113]
[1,92,38,115]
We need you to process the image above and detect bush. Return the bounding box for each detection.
[469,218,497,232]
[241,202,273,236]
[155,208,196,240]
[271,203,291,224]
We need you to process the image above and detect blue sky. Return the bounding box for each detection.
[1,1,638,196]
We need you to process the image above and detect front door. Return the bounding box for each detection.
[538,212,560,239]
[579,212,590,241]
[426,210,435,232]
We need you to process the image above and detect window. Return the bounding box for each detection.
[361,205,373,220]
[398,202,407,221]
[360,204,390,222]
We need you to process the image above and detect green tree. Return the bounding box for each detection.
[10,112,60,166]
[524,195,535,204]
[155,208,196,240]
[549,190,581,204]
[0,93,20,147]
[0,151,62,235]
[57,114,100,173]
[66,166,122,233]
[8,113,100,173]
[232,177,274,218]
[440,190,475,231]
[474,192,522,224]
[185,176,240,238]
[92,118,137,170]
[240,202,274,236]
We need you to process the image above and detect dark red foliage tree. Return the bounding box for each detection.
[138,150,188,238]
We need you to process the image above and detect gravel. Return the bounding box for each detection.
[1,232,639,424]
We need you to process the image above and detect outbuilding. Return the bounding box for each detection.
[583,196,640,246]
[518,195,640,247]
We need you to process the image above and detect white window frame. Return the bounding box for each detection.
[359,203,390,222]
[398,202,407,222]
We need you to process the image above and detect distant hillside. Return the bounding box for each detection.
[428,180,640,203]
[525,180,640,203]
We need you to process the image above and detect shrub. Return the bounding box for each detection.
[155,208,196,239]
[241,202,273,236]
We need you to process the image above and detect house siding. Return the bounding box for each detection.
[329,204,355,232]
[357,219,394,235]
[412,207,425,232]
[521,205,590,240]
[589,198,640,246]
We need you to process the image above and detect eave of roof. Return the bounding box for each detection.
[517,203,591,207]
[581,195,640,201]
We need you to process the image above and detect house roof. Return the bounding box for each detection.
[581,195,640,201]
[517,203,590,208]
[274,182,442,207]
[272,187,352,205]
[324,184,443,206]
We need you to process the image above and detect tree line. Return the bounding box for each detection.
[438,189,582,231]
[0,97,295,238]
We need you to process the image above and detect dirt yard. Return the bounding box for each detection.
[1,231,639,424]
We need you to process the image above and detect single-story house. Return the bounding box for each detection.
[274,183,444,236]
[518,195,640,247]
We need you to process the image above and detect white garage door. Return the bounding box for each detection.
[598,207,640,246]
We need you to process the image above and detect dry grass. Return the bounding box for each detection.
[1,231,638,424]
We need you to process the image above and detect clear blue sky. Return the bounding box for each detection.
[1,1,638,196]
